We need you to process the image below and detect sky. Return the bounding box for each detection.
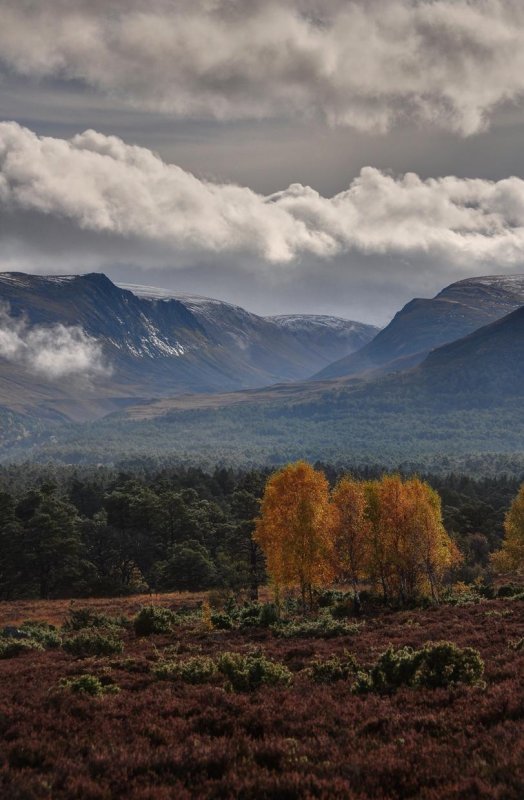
[2,0,524,325]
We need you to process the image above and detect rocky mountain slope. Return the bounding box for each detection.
[0,272,376,420]
[313,275,524,381]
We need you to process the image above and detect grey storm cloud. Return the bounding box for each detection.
[0,303,110,380]
[3,122,524,274]
[1,0,524,135]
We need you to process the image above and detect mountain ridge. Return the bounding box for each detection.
[313,274,524,381]
[0,272,377,420]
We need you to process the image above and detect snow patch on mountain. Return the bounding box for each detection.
[270,315,370,333]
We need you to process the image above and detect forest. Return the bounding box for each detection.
[2,393,524,474]
[0,459,522,601]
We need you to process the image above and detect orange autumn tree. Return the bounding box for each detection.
[254,461,333,609]
[364,475,460,604]
[364,477,397,604]
[331,477,370,593]
[492,482,524,574]
[406,478,461,601]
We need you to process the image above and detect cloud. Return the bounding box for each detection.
[0,1,524,135]
[3,122,524,277]
[0,304,110,379]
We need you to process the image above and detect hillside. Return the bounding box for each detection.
[314,274,524,381]
[0,273,376,420]
[10,301,524,467]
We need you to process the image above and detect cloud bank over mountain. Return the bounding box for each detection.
[1,0,524,135]
[2,122,524,277]
[0,303,109,380]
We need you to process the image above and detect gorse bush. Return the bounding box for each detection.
[238,602,279,628]
[0,637,44,659]
[63,608,128,631]
[210,602,280,631]
[63,631,124,658]
[153,656,217,684]
[152,651,293,691]
[354,641,484,694]
[59,674,120,696]
[308,652,359,684]
[441,583,484,606]
[19,621,62,649]
[133,606,176,636]
[210,611,236,630]
[217,652,293,692]
[413,642,485,689]
[273,613,362,639]
[496,584,521,598]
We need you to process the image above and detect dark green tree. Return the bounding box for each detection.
[159,541,217,591]
[0,491,24,600]
[19,487,82,598]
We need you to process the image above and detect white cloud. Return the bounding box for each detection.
[3,122,524,275]
[0,1,524,135]
[0,304,110,379]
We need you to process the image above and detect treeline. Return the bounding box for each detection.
[3,393,524,473]
[0,461,521,600]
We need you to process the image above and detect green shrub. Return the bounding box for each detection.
[496,584,520,598]
[63,608,128,631]
[210,602,279,630]
[273,613,362,639]
[0,637,44,659]
[20,621,62,649]
[354,641,484,694]
[441,584,483,606]
[63,631,124,658]
[210,611,236,630]
[238,602,279,628]
[59,674,120,696]
[412,642,485,689]
[217,652,293,692]
[153,655,217,684]
[257,603,280,628]
[308,652,359,684]
[133,606,176,636]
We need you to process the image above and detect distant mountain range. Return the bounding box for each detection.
[0,272,376,420]
[92,296,523,468]
[0,271,523,465]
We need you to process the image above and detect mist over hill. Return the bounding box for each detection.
[0,272,522,470]
[0,272,376,421]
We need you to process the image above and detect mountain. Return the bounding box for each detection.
[413,304,524,399]
[268,314,374,358]
[49,301,521,467]
[1,270,523,466]
[0,272,376,420]
[118,283,378,373]
[313,275,524,381]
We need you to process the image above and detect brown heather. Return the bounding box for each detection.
[0,594,523,799]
